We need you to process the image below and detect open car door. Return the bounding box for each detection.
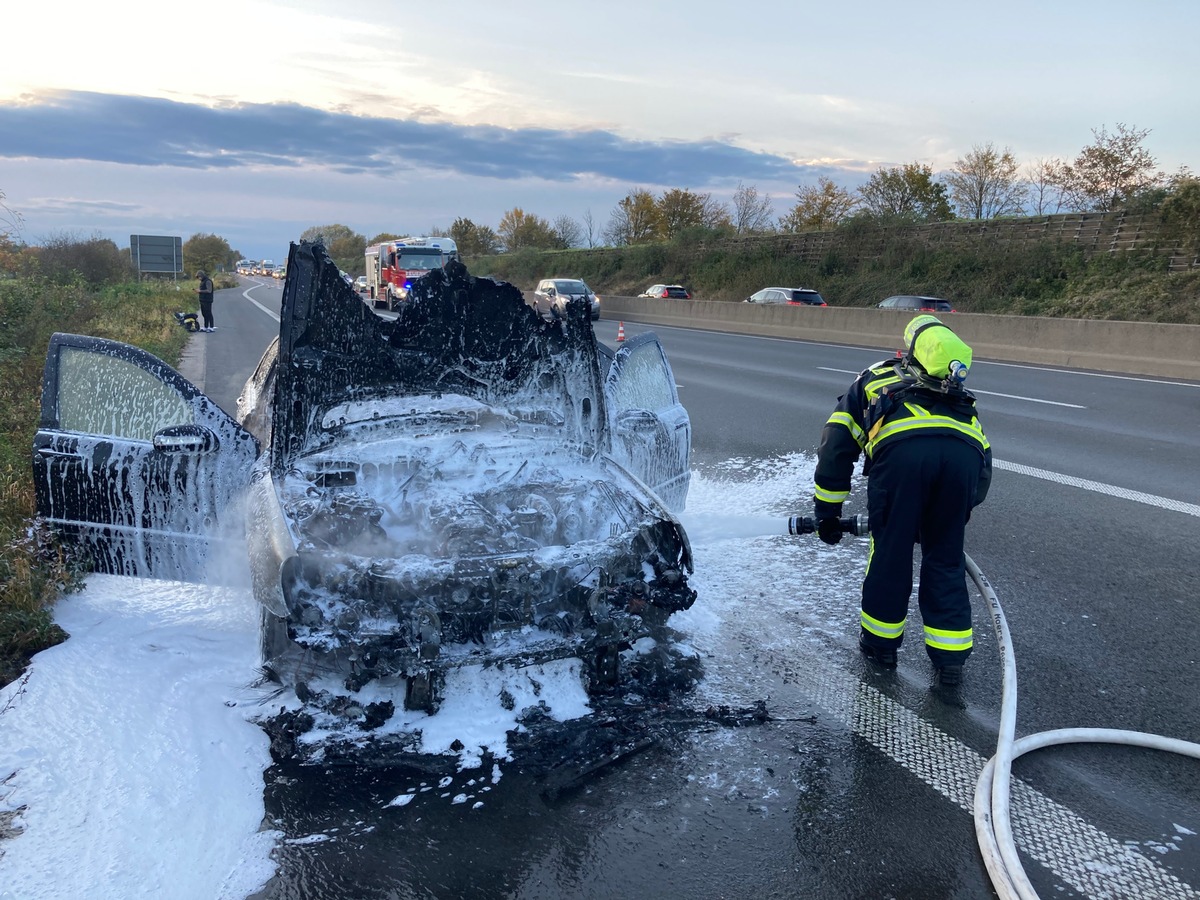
[32,334,259,581]
[602,332,691,513]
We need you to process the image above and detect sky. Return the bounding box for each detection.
[1,0,1197,263]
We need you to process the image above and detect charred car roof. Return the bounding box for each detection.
[272,242,607,468]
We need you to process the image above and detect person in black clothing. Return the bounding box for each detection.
[812,315,992,685]
[196,270,215,332]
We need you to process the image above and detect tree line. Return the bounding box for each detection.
[2,122,1197,286]
[305,123,1199,268]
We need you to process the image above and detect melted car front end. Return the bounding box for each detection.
[253,242,696,761]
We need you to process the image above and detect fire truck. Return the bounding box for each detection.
[365,237,459,310]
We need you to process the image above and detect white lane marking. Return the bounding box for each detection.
[799,658,1200,900]
[981,358,1200,389]
[968,389,1083,408]
[994,459,1200,517]
[815,368,1085,408]
[242,285,280,323]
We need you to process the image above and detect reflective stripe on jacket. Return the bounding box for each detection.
[813,360,991,509]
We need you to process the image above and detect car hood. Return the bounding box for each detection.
[273,242,608,471]
[272,409,691,643]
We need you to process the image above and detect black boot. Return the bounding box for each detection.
[859,636,898,668]
[933,664,963,686]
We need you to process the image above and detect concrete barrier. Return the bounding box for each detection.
[597,297,1200,381]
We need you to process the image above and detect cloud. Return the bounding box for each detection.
[0,91,803,187]
[21,197,142,214]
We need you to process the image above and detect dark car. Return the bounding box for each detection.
[34,242,697,763]
[878,295,956,312]
[639,284,691,300]
[744,287,826,307]
[532,278,601,321]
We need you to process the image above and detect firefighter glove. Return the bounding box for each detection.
[817,516,843,545]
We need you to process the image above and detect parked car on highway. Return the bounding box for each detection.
[34,242,696,764]
[877,295,956,312]
[744,287,826,307]
[639,284,692,300]
[532,278,601,321]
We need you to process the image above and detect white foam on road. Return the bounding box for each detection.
[0,575,277,900]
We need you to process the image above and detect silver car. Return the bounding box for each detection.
[532,278,601,321]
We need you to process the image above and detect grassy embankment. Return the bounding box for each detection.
[476,226,1200,325]
[0,276,206,686]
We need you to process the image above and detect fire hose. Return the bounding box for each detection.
[788,514,1200,900]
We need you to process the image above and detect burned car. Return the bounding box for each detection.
[33,241,697,763]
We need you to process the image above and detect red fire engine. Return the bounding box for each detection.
[364,237,459,310]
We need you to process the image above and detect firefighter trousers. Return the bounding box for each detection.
[861,435,982,667]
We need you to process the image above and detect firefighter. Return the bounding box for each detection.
[813,315,992,685]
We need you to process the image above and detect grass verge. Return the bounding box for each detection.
[0,276,192,687]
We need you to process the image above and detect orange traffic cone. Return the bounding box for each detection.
[617,321,626,342]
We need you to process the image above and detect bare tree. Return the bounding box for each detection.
[552,215,583,249]
[1060,123,1163,212]
[780,177,859,231]
[943,143,1026,219]
[732,181,775,234]
[581,208,597,248]
[699,193,732,230]
[1023,158,1068,215]
[0,187,21,240]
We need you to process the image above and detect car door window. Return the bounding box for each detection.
[35,334,259,581]
[604,334,690,512]
[608,342,675,412]
[57,346,193,441]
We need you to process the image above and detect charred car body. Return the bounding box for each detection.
[34,241,697,762]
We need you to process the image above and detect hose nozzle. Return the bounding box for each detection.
[787,514,869,537]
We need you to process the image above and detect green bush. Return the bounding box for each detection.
[0,276,191,686]
[472,222,1198,321]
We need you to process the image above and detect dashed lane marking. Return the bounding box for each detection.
[815,367,1085,408]
[994,459,1200,518]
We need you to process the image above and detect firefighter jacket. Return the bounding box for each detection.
[813,359,992,515]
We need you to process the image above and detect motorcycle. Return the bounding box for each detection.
[174,311,201,333]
